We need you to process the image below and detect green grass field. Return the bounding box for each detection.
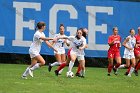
[0,63,140,93]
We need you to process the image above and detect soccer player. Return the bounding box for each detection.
[134,27,140,76]
[54,28,87,77]
[75,28,88,77]
[107,27,121,76]
[22,22,57,79]
[118,29,136,77]
[48,24,70,74]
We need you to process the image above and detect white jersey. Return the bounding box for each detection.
[53,33,69,54]
[68,36,86,56]
[29,30,45,54]
[124,35,136,55]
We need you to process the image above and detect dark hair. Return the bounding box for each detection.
[75,28,83,39]
[130,28,134,33]
[113,27,118,31]
[59,23,64,28]
[35,22,46,30]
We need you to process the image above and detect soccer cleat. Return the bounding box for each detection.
[48,63,52,72]
[75,73,81,77]
[134,70,138,76]
[107,73,111,76]
[81,75,85,78]
[113,67,118,75]
[21,76,27,79]
[124,72,128,76]
[54,70,59,76]
[28,68,33,77]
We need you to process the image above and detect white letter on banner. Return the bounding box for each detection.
[12,2,41,47]
[49,4,78,37]
[86,6,113,50]
[0,37,5,46]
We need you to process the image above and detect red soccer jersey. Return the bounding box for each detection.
[108,35,121,52]
[135,34,140,50]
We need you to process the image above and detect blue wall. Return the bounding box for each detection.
[0,0,140,57]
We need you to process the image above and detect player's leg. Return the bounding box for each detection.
[107,50,114,76]
[128,57,135,77]
[68,54,77,72]
[124,58,130,75]
[113,51,121,75]
[58,53,66,74]
[28,55,45,77]
[48,53,61,72]
[54,56,70,76]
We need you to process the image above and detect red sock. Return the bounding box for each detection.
[136,62,140,71]
[76,64,81,73]
[115,63,120,69]
[127,65,131,73]
[108,64,113,73]
[57,62,66,71]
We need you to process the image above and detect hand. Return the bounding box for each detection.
[53,38,58,43]
[79,47,84,50]
[53,48,58,53]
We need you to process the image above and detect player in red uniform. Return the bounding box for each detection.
[134,27,140,76]
[107,27,121,76]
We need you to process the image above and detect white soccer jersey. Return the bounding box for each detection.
[29,30,45,55]
[53,33,68,54]
[68,36,86,56]
[124,35,136,55]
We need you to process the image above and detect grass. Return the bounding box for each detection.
[0,63,140,93]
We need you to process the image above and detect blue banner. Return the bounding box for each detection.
[0,0,140,57]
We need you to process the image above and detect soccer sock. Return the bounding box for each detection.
[76,64,81,73]
[129,67,134,75]
[51,62,61,67]
[68,61,74,72]
[81,70,85,76]
[108,64,113,73]
[57,62,66,71]
[118,64,125,69]
[135,62,140,71]
[126,65,131,73]
[58,69,63,74]
[115,63,120,69]
[30,63,40,71]
[22,67,30,76]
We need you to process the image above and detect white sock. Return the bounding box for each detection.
[30,63,40,71]
[68,61,74,72]
[118,64,125,69]
[81,70,85,76]
[129,67,134,75]
[51,62,60,67]
[59,69,63,74]
[22,67,30,76]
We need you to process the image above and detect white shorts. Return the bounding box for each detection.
[29,49,40,58]
[54,48,65,54]
[77,55,85,61]
[123,54,135,59]
[70,49,85,61]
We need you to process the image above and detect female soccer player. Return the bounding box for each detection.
[75,28,88,77]
[118,29,136,77]
[22,22,57,79]
[48,24,69,74]
[54,28,87,77]
[107,27,121,76]
[134,27,140,76]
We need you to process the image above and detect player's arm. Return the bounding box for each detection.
[123,37,133,50]
[40,37,54,41]
[79,38,87,50]
[45,41,58,52]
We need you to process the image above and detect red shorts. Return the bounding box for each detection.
[134,49,140,57]
[67,48,72,59]
[108,50,121,58]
